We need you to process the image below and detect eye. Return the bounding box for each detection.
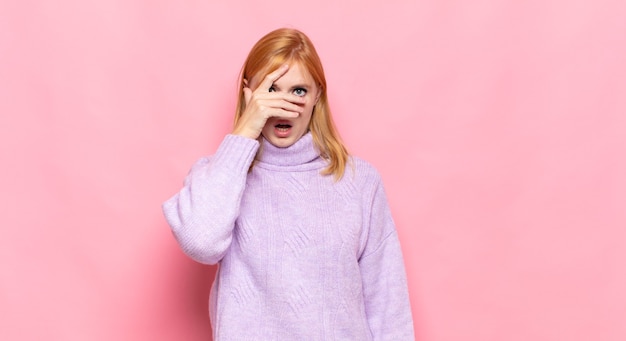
[293,88,307,97]
[268,86,276,92]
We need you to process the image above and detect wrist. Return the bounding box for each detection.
[231,127,259,140]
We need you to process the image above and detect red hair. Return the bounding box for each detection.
[234,28,349,180]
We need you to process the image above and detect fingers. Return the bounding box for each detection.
[257,64,290,93]
[247,64,305,105]
[272,110,300,119]
[260,98,303,116]
[255,91,306,106]
[244,98,302,120]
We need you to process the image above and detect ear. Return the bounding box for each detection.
[243,78,249,87]
[315,87,322,105]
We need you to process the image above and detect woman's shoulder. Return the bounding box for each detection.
[349,155,378,172]
[342,156,384,187]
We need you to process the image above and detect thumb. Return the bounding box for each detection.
[243,87,252,105]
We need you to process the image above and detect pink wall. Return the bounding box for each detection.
[2,1,625,340]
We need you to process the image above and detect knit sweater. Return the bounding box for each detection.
[162,133,414,340]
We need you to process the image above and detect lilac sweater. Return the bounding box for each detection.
[162,133,414,340]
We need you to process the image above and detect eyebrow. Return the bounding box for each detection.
[271,84,310,91]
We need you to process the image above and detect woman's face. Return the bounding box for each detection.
[250,62,320,148]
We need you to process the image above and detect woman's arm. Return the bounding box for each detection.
[162,134,259,264]
[359,180,415,340]
[163,65,302,265]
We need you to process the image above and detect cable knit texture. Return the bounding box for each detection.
[163,133,414,340]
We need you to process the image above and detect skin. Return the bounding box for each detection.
[232,63,321,148]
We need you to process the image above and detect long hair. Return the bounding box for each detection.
[234,28,349,180]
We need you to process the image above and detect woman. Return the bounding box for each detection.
[163,28,414,340]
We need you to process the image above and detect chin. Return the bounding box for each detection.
[263,130,306,148]
[266,137,297,148]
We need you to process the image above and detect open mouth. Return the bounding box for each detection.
[275,123,292,132]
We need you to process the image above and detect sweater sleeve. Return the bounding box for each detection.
[359,179,415,340]
[162,134,259,265]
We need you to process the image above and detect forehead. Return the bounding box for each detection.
[251,62,315,87]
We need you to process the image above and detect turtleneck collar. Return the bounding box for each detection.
[255,132,325,170]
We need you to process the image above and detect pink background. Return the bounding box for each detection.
[1,1,625,340]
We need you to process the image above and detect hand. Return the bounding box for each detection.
[232,64,306,140]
